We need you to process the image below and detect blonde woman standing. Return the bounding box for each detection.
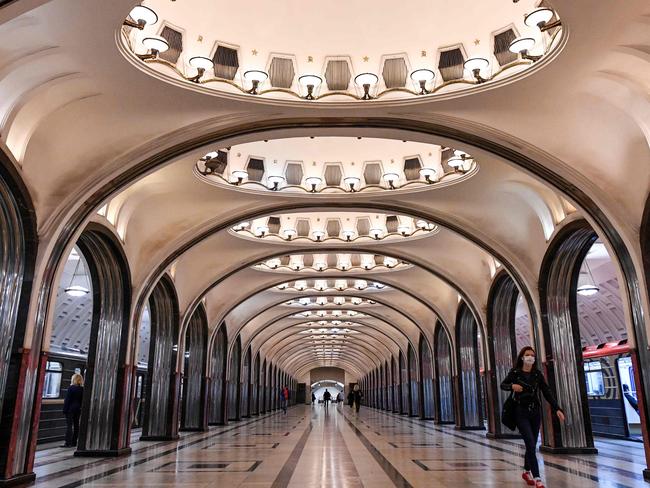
[62,373,84,448]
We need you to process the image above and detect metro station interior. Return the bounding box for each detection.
[0,0,649,486]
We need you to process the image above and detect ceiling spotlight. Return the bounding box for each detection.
[464,58,490,83]
[230,169,248,185]
[267,258,281,269]
[397,225,411,237]
[509,37,541,61]
[334,297,346,305]
[343,176,360,192]
[419,167,437,183]
[342,230,355,242]
[369,228,383,240]
[312,230,326,242]
[305,176,322,192]
[298,74,322,100]
[283,228,297,240]
[256,225,269,237]
[525,7,560,31]
[382,172,399,189]
[243,70,268,94]
[354,280,367,290]
[351,297,362,305]
[447,156,465,171]
[374,282,386,289]
[354,73,379,100]
[139,37,169,60]
[314,261,327,271]
[267,175,285,190]
[316,297,328,305]
[384,257,398,267]
[410,68,435,94]
[188,56,214,82]
[124,5,158,29]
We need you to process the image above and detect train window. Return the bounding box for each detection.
[42,361,63,398]
[584,361,605,396]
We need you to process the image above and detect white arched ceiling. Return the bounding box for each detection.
[2,0,650,378]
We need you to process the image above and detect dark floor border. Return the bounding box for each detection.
[270,419,313,488]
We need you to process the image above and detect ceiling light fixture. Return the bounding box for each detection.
[419,167,437,183]
[343,176,360,192]
[230,169,248,185]
[305,176,322,193]
[64,254,90,297]
[298,74,322,100]
[410,68,435,95]
[382,172,399,190]
[342,230,355,242]
[509,37,541,61]
[354,73,379,100]
[447,156,466,171]
[267,175,285,191]
[124,5,158,29]
[312,230,326,242]
[188,56,214,82]
[370,228,383,240]
[283,228,297,240]
[577,261,600,296]
[139,37,169,60]
[525,7,561,32]
[256,225,269,237]
[243,70,268,94]
[464,58,490,83]
[397,225,411,237]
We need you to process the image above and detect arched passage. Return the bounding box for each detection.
[141,274,179,440]
[74,225,132,456]
[434,321,455,424]
[180,305,207,431]
[455,302,484,430]
[228,336,242,421]
[420,334,435,420]
[208,324,227,425]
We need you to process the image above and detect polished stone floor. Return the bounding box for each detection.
[33,404,649,487]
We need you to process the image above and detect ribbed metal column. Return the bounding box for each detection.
[386,361,393,411]
[399,351,409,414]
[251,352,260,415]
[435,325,454,423]
[142,275,179,439]
[541,226,597,452]
[420,335,435,419]
[487,274,519,436]
[241,347,251,417]
[208,325,227,424]
[76,229,131,454]
[408,344,420,417]
[391,357,400,412]
[181,307,207,430]
[260,359,267,412]
[456,304,483,429]
[228,337,241,420]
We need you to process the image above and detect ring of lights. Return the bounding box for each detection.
[120,3,563,104]
[255,254,410,273]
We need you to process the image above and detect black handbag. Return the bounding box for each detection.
[501,392,517,431]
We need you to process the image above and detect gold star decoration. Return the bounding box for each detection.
[307,56,314,63]
[251,49,258,56]
[421,50,427,57]
[474,39,481,45]
[363,56,369,62]
[197,35,203,42]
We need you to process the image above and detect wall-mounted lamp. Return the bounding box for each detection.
[188,56,214,82]
[267,175,285,190]
[354,73,379,100]
[419,167,437,183]
[464,58,490,83]
[410,68,435,95]
[299,74,322,100]
[243,70,268,94]
[124,5,158,29]
[305,176,322,193]
[382,172,399,189]
[343,176,360,192]
[230,170,248,185]
[509,37,541,61]
[447,156,466,171]
[139,37,169,60]
[525,7,561,32]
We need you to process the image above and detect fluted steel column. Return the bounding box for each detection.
[456,304,483,429]
[208,325,227,424]
[251,352,260,415]
[486,274,519,437]
[181,306,207,431]
[420,336,435,420]
[241,347,251,417]
[408,344,420,417]
[228,337,241,420]
[142,275,179,440]
[435,325,454,424]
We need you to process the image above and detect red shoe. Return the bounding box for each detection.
[521,472,535,486]
[534,480,545,488]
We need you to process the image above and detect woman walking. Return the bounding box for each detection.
[501,347,565,488]
[352,384,363,413]
[62,373,84,448]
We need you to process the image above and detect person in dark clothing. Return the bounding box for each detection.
[347,390,354,407]
[280,385,289,414]
[62,373,84,448]
[352,384,363,413]
[322,389,332,409]
[623,384,639,413]
[311,392,316,405]
[501,347,564,488]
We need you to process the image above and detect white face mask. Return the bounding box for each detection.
[523,356,536,365]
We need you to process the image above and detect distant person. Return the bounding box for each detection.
[323,389,332,409]
[623,384,639,413]
[336,392,343,404]
[501,347,564,488]
[347,390,354,407]
[280,385,289,414]
[352,384,363,413]
[62,373,84,448]
[311,392,316,405]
